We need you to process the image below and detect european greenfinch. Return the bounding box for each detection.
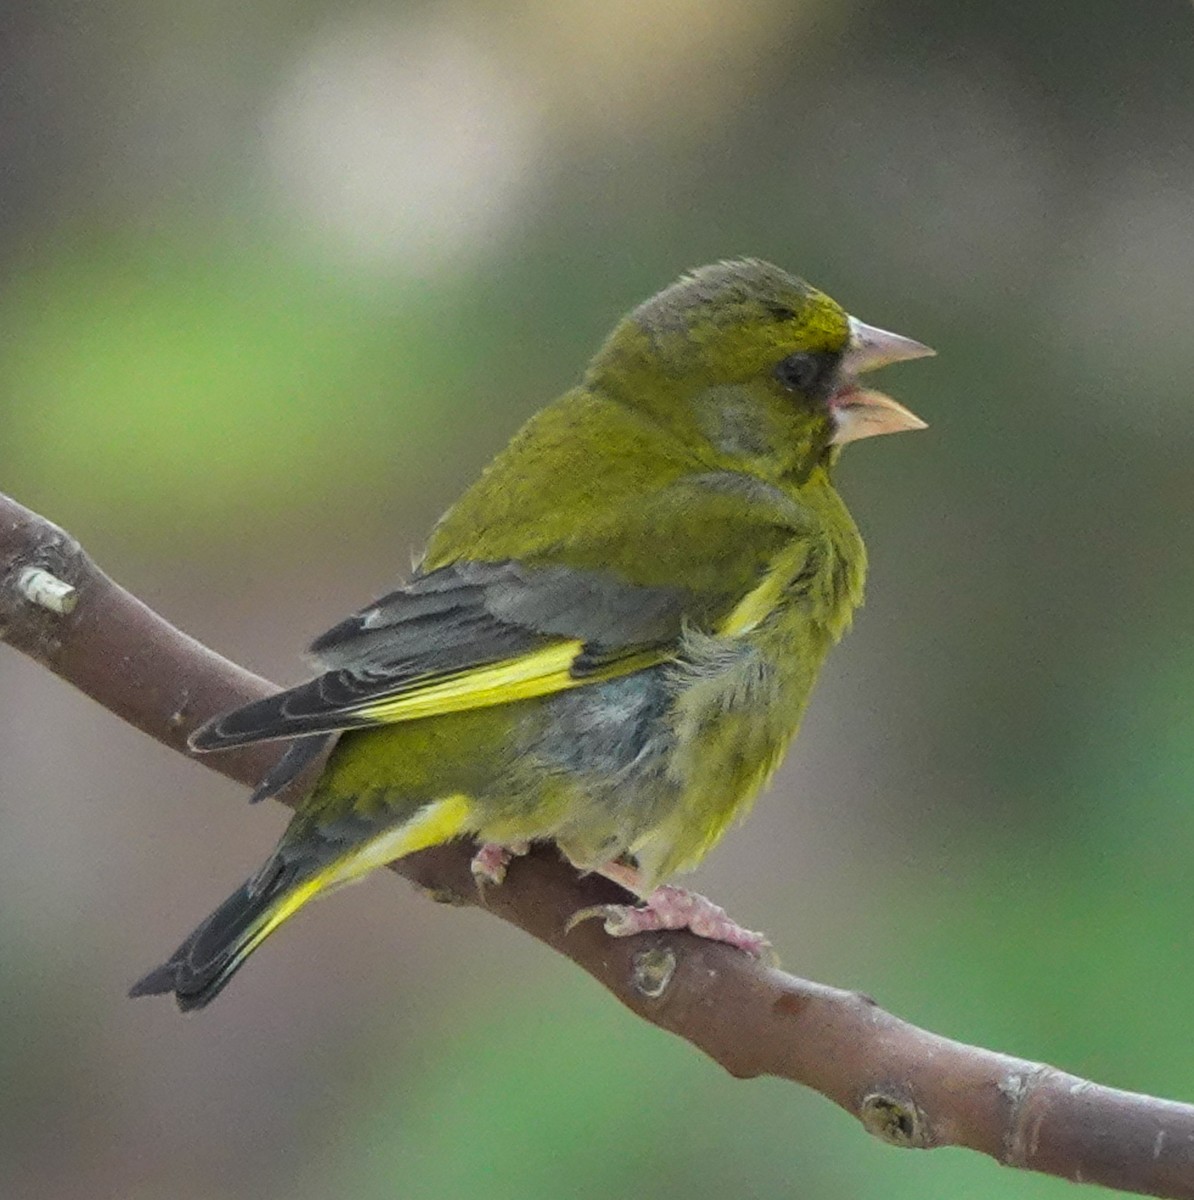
[131,259,931,1010]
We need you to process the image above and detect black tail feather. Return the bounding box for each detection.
[129,859,300,1012]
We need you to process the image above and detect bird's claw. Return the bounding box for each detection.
[470,841,529,888]
[565,885,773,960]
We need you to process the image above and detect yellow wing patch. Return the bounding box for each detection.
[718,542,811,637]
[356,641,583,721]
[352,640,663,725]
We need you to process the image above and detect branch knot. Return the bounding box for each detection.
[859,1091,932,1149]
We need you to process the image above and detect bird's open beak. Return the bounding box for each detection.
[830,317,934,446]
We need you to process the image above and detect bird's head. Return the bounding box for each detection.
[589,259,932,478]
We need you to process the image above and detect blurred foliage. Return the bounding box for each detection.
[1,1,1193,1198]
[0,233,472,546]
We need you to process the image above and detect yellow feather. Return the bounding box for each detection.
[356,641,584,722]
[240,875,324,960]
[718,543,810,636]
[331,792,473,878]
[354,640,663,724]
[240,793,473,959]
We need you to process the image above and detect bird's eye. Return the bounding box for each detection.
[775,351,833,397]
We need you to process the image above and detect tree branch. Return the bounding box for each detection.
[2,489,1192,1199]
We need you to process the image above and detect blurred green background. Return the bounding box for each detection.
[1,1,1193,1197]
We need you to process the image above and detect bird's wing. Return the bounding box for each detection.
[189,471,811,752]
[189,560,689,750]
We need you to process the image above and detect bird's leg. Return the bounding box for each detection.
[470,840,529,888]
[567,860,773,959]
[594,858,643,891]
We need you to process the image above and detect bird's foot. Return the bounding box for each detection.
[470,840,529,887]
[566,884,772,959]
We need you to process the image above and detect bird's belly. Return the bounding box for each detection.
[634,627,821,884]
[498,620,829,887]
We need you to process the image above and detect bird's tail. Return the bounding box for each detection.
[128,856,323,1011]
[129,791,474,1010]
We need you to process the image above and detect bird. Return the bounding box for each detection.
[130,258,932,1010]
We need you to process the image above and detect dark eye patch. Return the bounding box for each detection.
[774,350,839,400]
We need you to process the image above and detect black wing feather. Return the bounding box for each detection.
[247,733,335,804]
[189,560,691,752]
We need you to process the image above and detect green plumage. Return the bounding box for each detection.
[132,259,930,1009]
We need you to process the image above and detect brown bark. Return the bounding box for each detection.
[2,490,1192,1198]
